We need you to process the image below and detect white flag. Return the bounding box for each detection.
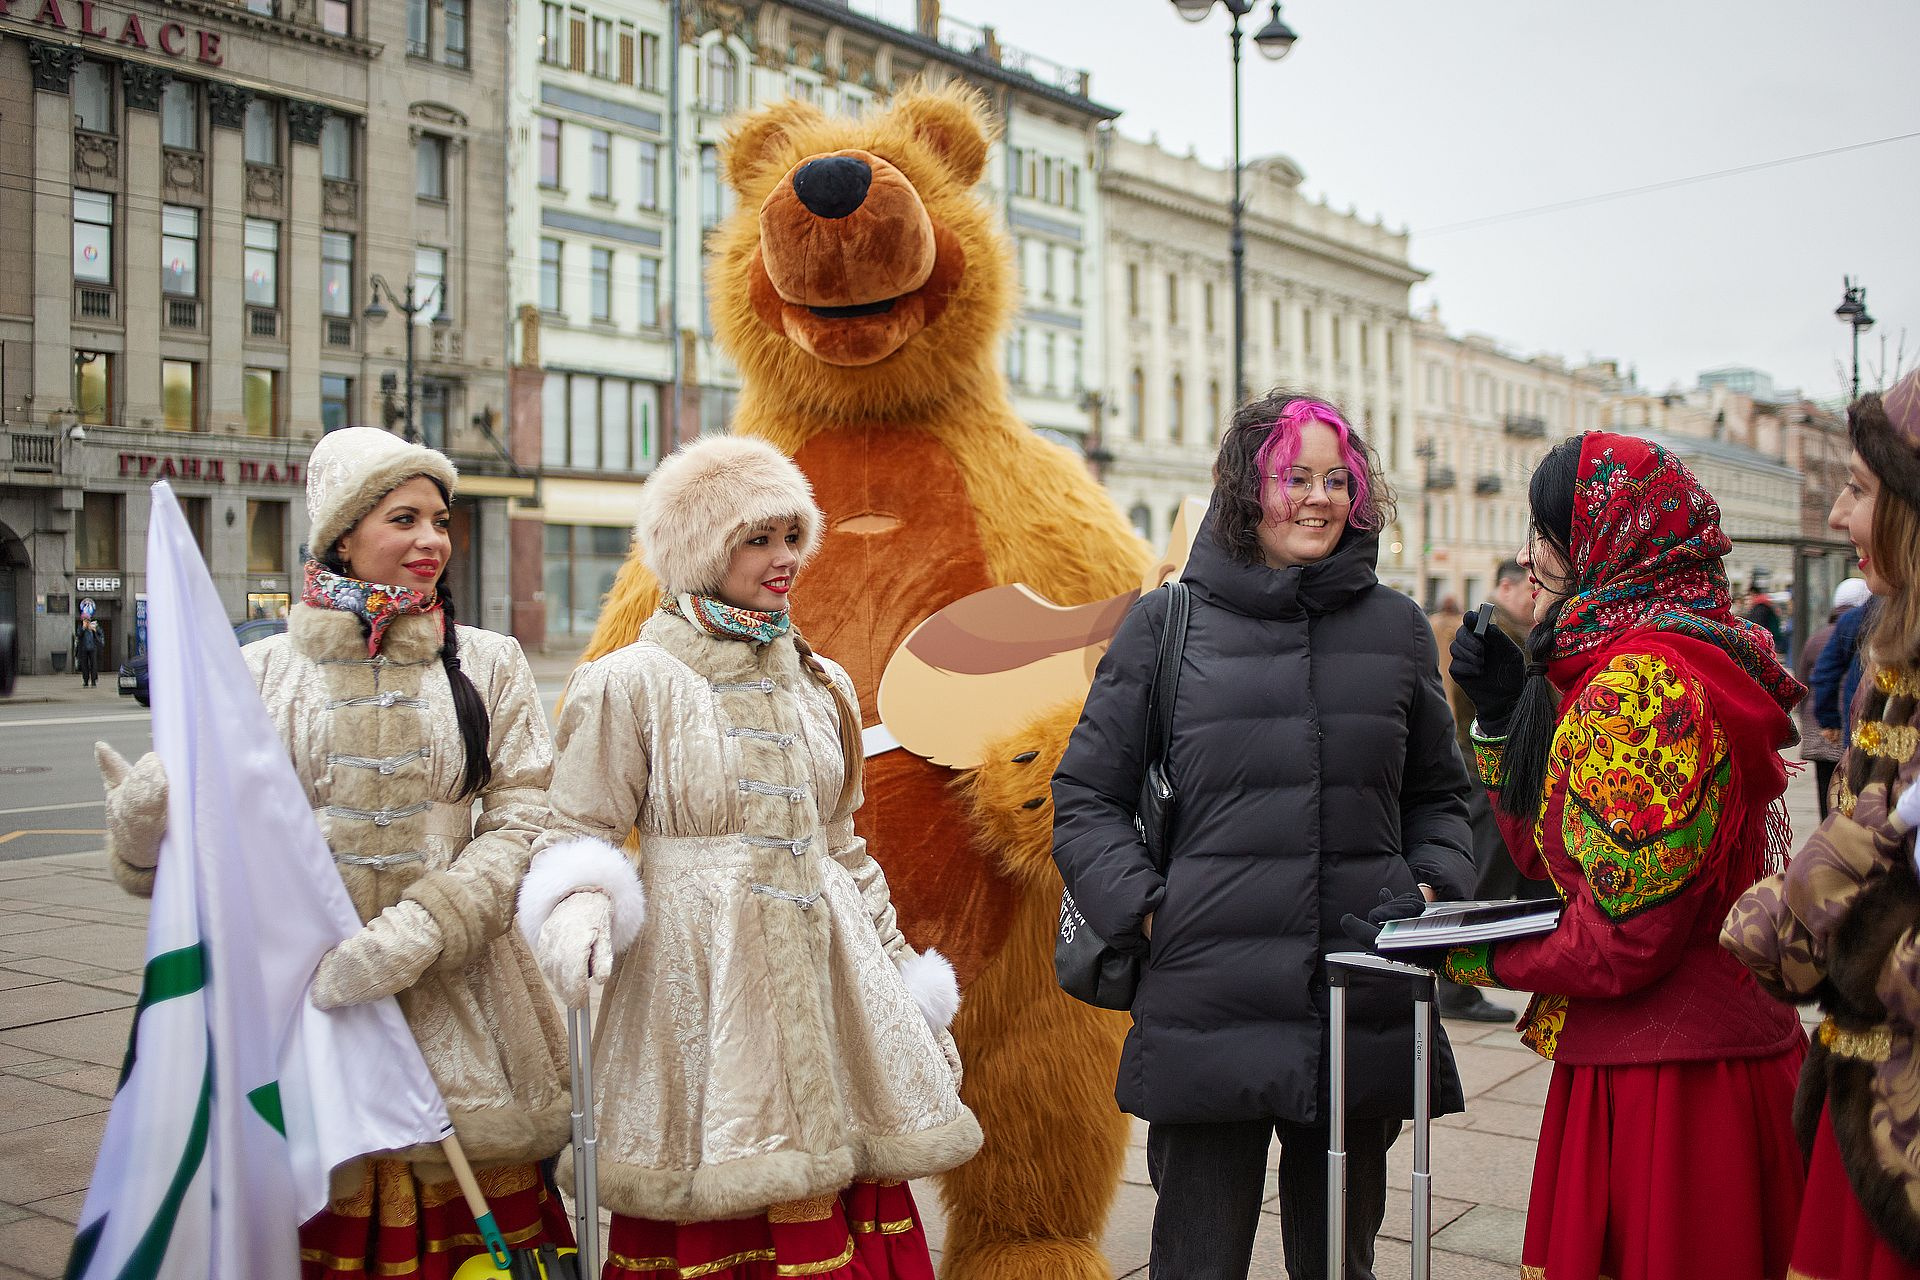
[68,482,451,1280]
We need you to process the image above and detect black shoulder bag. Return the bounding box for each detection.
[1055,581,1190,1010]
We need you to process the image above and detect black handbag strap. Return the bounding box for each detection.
[1142,581,1189,790]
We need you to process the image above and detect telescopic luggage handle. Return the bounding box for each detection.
[568,1003,600,1280]
[1325,952,1437,1280]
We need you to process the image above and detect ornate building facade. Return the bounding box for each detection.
[0,0,521,675]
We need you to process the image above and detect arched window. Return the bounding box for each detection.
[1168,371,1185,445]
[1129,367,1145,441]
[1129,503,1153,542]
[1208,378,1222,445]
[704,42,738,112]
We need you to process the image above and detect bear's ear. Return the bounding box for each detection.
[722,99,828,196]
[890,84,993,188]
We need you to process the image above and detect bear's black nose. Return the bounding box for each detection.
[792,156,872,220]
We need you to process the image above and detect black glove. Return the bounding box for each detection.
[1448,616,1527,735]
[1338,888,1429,949]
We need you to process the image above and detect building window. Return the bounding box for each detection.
[1359,322,1371,368]
[162,359,199,432]
[1042,333,1056,392]
[589,129,611,200]
[540,238,563,312]
[637,256,660,327]
[320,115,353,180]
[569,372,600,466]
[1204,282,1216,334]
[567,5,586,72]
[73,191,114,284]
[161,80,198,150]
[704,43,738,112]
[1128,503,1152,541]
[244,98,277,165]
[699,144,729,228]
[321,374,352,432]
[591,17,613,77]
[542,374,655,472]
[419,379,450,448]
[78,493,121,570]
[72,61,113,135]
[541,3,565,64]
[443,0,469,68]
[320,232,353,317]
[1208,379,1222,443]
[639,31,661,89]
[543,523,632,638]
[406,0,430,57]
[413,247,447,324]
[1168,371,1185,444]
[590,247,613,322]
[1127,263,1139,318]
[74,351,113,426]
[538,117,561,188]
[416,134,447,200]
[637,139,660,209]
[601,376,631,471]
[161,205,198,297]
[244,218,279,308]
[1007,329,1025,386]
[1129,368,1145,441]
[242,367,279,437]
[247,501,286,574]
[1271,298,1283,348]
[322,0,351,35]
[1167,274,1178,326]
[245,0,273,12]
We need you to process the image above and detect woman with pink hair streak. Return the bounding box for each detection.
[1054,390,1475,1279]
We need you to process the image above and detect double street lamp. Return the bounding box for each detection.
[363,273,451,444]
[1170,0,1297,406]
[1835,276,1874,403]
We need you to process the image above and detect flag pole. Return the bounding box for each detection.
[440,1132,512,1269]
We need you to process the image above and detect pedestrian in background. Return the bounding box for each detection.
[96,427,575,1276]
[1799,576,1872,818]
[1748,589,1787,653]
[1445,432,1807,1280]
[1813,582,1875,753]
[1726,369,1920,1280]
[1054,390,1474,1280]
[74,617,102,687]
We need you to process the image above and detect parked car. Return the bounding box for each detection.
[118,617,287,707]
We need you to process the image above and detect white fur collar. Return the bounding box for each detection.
[288,602,445,664]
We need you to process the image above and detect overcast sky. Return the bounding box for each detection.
[860,0,1918,401]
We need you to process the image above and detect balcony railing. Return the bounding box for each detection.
[75,285,115,321]
[248,306,280,338]
[1475,473,1503,495]
[1503,413,1546,438]
[1424,465,1457,491]
[326,317,354,347]
[165,297,200,329]
[8,432,57,472]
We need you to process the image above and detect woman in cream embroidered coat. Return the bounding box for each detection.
[97,428,572,1275]
[519,435,981,1280]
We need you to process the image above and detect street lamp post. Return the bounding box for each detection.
[1170,0,1296,407]
[363,274,451,443]
[1835,276,1875,402]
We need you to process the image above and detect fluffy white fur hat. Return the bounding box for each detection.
[305,427,458,560]
[635,436,822,595]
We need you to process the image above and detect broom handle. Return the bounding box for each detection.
[441,1130,511,1269]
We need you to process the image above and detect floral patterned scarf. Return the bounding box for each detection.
[662,592,791,645]
[301,560,442,657]
[1548,433,1802,717]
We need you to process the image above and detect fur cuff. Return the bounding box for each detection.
[896,948,960,1033]
[401,871,490,972]
[519,838,645,954]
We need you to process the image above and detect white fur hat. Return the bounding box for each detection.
[305,428,458,561]
[635,436,822,596]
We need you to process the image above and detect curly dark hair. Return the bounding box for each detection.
[1209,388,1397,566]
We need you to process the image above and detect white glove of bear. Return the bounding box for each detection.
[534,891,615,1009]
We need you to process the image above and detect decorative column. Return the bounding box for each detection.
[206,84,251,435]
[121,65,167,431]
[286,101,328,441]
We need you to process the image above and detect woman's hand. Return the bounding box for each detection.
[1448,619,1527,735]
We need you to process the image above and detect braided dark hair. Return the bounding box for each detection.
[322,477,492,801]
[791,629,862,822]
[1497,437,1583,819]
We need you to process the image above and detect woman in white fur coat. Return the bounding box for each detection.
[98,428,574,1277]
[520,435,981,1280]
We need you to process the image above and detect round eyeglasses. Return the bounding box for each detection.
[1268,466,1356,505]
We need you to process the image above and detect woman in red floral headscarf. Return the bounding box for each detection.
[1440,432,1808,1280]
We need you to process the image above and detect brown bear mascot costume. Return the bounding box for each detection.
[580,85,1151,1279]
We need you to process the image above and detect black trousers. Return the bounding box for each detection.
[1815,757,1837,820]
[78,650,99,686]
[1146,1115,1401,1280]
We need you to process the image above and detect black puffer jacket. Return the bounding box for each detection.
[1052,516,1474,1125]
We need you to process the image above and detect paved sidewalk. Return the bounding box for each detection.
[0,761,1824,1279]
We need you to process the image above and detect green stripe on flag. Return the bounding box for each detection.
[116,945,207,1092]
[115,1050,214,1280]
[248,1082,286,1136]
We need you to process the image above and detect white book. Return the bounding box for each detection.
[1375,898,1562,951]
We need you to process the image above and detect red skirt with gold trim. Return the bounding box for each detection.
[1519,1047,1805,1280]
[298,1159,575,1280]
[604,1179,933,1280]
[1787,1103,1920,1280]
